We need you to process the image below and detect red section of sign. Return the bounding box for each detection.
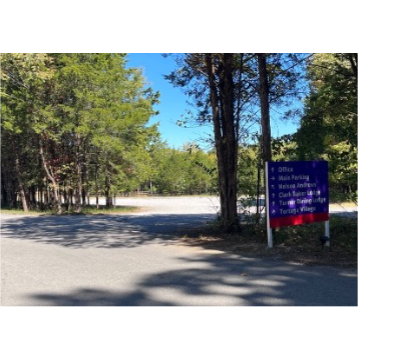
[270,212,329,228]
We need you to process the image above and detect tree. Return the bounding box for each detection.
[257,54,272,163]
[1,53,55,211]
[1,53,159,212]
[53,54,160,209]
[166,53,309,231]
[166,54,242,231]
[295,53,358,201]
[151,143,216,195]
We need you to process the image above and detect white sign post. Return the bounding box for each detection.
[265,161,273,248]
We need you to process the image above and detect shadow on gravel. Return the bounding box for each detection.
[1,214,215,249]
[27,254,357,306]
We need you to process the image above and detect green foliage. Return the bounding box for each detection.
[152,143,217,195]
[237,134,298,198]
[69,205,140,215]
[1,52,358,215]
[1,53,160,211]
[0,208,52,216]
[274,216,357,254]
[237,144,260,197]
[295,53,358,202]
[272,134,298,161]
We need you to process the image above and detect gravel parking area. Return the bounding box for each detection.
[89,196,221,214]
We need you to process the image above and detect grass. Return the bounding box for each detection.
[179,213,357,267]
[0,208,48,216]
[79,205,141,214]
[238,213,357,252]
[1,205,141,216]
[274,215,357,254]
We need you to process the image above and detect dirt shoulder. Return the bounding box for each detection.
[178,215,357,269]
[179,234,357,268]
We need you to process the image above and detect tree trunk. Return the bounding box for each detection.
[258,54,273,232]
[1,171,8,207]
[15,154,29,212]
[205,53,239,232]
[5,172,17,208]
[63,186,68,207]
[82,187,86,207]
[39,137,62,214]
[10,136,29,211]
[82,152,90,206]
[69,186,73,210]
[256,153,261,222]
[39,185,44,209]
[105,169,113,208]
[74,134,82,213]
[95,163,99,209]
[348,53,358,79]
[29,186,36,209]
[44,184,48,207]
[206,54,226,226]
[257,53,272,163]
[221,54,239,232]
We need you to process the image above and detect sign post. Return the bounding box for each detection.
[265,161,273,248]
[325,220,330,247]
[265,161,329,248]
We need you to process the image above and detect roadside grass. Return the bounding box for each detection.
[180,213,357,267]
[238,213,357,252]
[79,206,141,214]
[0,208,49,216]
[271,216,357,267]
[118,193,217,198]
[273,215,357,254]
[1,205,141,216]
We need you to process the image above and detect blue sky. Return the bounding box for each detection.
[126,53,300,150]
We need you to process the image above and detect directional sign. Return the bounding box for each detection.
[267,161,329,228]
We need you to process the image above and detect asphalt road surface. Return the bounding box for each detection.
[1,197,357,306]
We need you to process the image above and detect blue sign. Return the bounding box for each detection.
[267,161,329,228]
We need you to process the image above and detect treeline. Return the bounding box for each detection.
[1,53,357,223]
[148,144,217,195]
[1,53,222,212]
[1,54,160,213]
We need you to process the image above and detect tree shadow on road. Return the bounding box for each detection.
[1,213,216,249]
[25,253,357,306]
[2,213,358,306]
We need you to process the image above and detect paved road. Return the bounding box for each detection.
[1,197,357,306]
